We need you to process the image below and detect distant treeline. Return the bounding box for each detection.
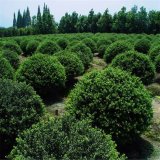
[0,4,160,37]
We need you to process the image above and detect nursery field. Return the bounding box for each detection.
[0,33,160,159]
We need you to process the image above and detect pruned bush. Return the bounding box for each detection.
[134,38,151,54]
[54,51,84,81]
[67,67,153,145]
[26,40,39,56]
[103,41,132,63]
[2,41,22,55]
[70,42,93,68]
[149,45,160,62]
[146,83,160,96]
[9,115,126,160]
[0,56,14,79]
[0,79,45,158]
[57,38,69,50]
[20,39,29,54]
[82,38,97,53]
[16,53,66,96]
[97,38,112,48]
[36,40,61,55]
[98,44,108,57]
[111,51,156,85]
[0,50,20,69]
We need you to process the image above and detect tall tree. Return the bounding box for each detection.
[97,9,112,32]
[26,7,31,27]
[17,10,23,28]
[13,13,17,28]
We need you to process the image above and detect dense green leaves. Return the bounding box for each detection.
[0,79,45,158]
[16,53,66,96]
[103,41,133,63]
[111,51,156,85]
[67,67,153,145]
[9,115,125,160]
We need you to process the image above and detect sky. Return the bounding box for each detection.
[0,0,159,27]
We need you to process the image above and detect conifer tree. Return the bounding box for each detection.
[13,13,17,28]
[17,10,23,28]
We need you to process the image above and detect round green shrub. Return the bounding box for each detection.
[103,41,132,63]
[149,45,160,62]
[98,44,108,57]
[54,51,84,81]
[82,38,97,53]
[97,38,112,48]
[57,38,69,50]
[26,40,39,56]
[134,38,151,54]
[70,42,93,69]
[37,40,61,55]
[0,56,14,79]
[0,79,45,158]
[111,51,156,85]
[0,50,20,69]
[16,53,66,96]
[9,115,125,160]
[155,54,160,73]
[20,39,29,54]
[2,41,22,55]
[67,67,153,145]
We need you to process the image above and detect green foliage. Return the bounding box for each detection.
[96,37,112,48]
[98,44,107,57]
[134,38,151,54]
[111,51,156,85]
[155,54,160,73]
[2,41,22,55]
[37,40,61,55]
[26,40,39,55]
[0,56,14,79]
[82,38,97,53]
[9,115,125,160]
[20,39,29,54]
[103,41,132,63]
[16,53,66,96]
[70,42,93,68]
[54,51,84,81]
[0,79,45,158]
[149,45,160,62]
[67,67,153,145]
[56,38,69,49]
[0,50,20,69]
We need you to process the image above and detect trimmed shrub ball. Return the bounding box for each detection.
[0,79,45,158]
[16,53,66,96]
[36,40,61,55]
[20,39,29,54]
[149,45,160,62]
[0,50,20,69]
[67,67,153,145]
[54,51,84,81]
[98,44,108,58]
[134,38,151,54]
[103,41,132,63]
[0,56,14,79]
[111,51,156,85]
[82,38,97,53]
[97,37,112,48]
[56,38,69,50]
[2,41,22,55]
[26,40,39,56]
[9,115,126,160]
[70,42,93,69]
[155,54,160,73]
